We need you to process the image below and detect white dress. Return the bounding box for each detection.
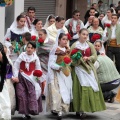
[0,81,11,120]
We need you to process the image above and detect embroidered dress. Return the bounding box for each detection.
[88,26,103,43]
[37,38,54,76]
[70,41,106,112]
[4,22,29,62]
[13,52,45,115]
[46,47,73,112]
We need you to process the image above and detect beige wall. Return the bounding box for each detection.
[55,0,67,19]
[75,0,87,21]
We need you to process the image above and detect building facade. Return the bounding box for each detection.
[1,0,119,42]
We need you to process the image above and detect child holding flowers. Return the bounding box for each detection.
[46,30,73,119]
[13,41,45,119]
[70,28,106,118]
[37,29,55,99]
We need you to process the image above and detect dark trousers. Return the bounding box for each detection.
[106,46,120,73]
[100,80,119,100]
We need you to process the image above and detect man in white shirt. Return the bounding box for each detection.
[65,10,84,46]
[103,14,120,73]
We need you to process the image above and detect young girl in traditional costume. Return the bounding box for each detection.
[44,14,55,29]
[13,41,45,119]
[94,40,120,103]
[4,14,29,62]
[37,29,55,99]
[70,28,106,118]
[0,42,11,120]
[46,30,73,119]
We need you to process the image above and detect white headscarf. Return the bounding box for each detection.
[10,18,29,34]
[44,14,55,29]
[94,39,105,54]
[49,29,65,55]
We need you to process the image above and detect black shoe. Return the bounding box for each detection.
[42,94,45,100]
[108,92,116,103]
[51,110,58,115]
[25,115,31,119]
[76,112,87,119]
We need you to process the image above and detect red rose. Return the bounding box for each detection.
[38,38,44,43]
[66,33,72,40]
[33,70,43,77]
[105,23,111,28]
[6,38,10,41]
[71,49,79,55]
[63,57,72,64]
[31,35,37,41]
[91,34,101,42]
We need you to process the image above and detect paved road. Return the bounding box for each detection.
[12,101,120,120]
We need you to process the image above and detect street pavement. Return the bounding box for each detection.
[12,101,120,120]
[12,88,120,120]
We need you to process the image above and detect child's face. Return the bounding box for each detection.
[94,42,102,51]
[39,31,46,40]
[26,44,35,55]
[58,35,68,47]
[79,30,88,42]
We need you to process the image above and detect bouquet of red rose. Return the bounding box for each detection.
[104,23,111,28]
[58,56,72,76]
[90,33,101,43]
[31,35,37,41]
[37,38,44,47]
[71,49,82,61]
[33,70,43,81]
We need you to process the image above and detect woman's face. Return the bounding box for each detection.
[79,30,88,42]
[99,14,104,20]
[17,18,26,28]
[107,10,112,17]
[0,52,2,62]
[26,44,35,55]
[39,31,47,40]
[94,42,102,51]
[49,18,55,26]
[35,21,43,31]
[56,20,65,29]
[92,18,99,28]
[58,35,68,47]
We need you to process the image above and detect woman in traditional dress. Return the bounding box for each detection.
[70,28,106,118]
[47,16,68,43]
[0,42,11,120]
[4,45,16,115]
[37,29,55,98]
[4,14,29,62]
[88,17,103,43]
[46,30,73,119]
[44,14,55,29]
[94,40,120,103]
[13,41,45,119]
[31,19,43,38]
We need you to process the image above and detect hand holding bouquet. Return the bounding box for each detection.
[33,70,43,81]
